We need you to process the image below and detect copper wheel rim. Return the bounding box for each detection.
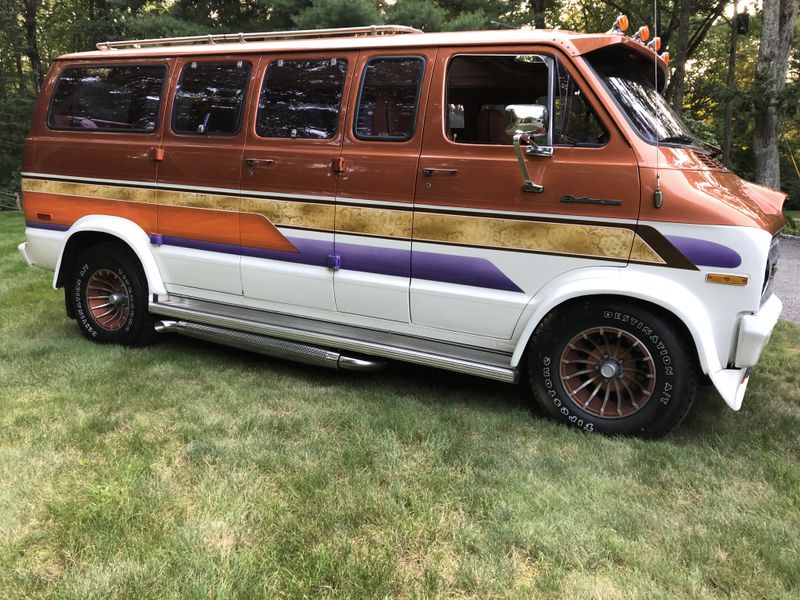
[559,326,656,419]
[86,269,131,332]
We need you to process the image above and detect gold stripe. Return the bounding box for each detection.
[23,178,156,203]
[23,177,668,264]
[240,196,335,231]
[413,213,638,260]
[630,235,666,264]
[336,205,413,238]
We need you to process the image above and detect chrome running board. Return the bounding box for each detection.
[149,295,517,383]
[155,320,386,371]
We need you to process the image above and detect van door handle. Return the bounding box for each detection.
[422,168,458,176]
[245,158,274,167]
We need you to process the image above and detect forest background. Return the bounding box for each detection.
[1,0,798,210]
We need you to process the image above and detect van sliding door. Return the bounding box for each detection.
[239,52,357,311]
[333,48,436,322]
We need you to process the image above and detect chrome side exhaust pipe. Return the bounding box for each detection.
[154,320,386,372]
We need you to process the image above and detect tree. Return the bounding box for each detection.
[753,0,799,188]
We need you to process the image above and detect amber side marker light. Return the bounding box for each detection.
[706,273,749,286]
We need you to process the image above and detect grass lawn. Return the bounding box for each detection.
[1,210,799,599]
[786,210,800,219]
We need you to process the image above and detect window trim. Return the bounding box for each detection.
[255,56,349,141]
[47,63,168,134]
[551,56,609,149]
[443,52,554,148]
[170,60,252,138]
[353,55,426,143]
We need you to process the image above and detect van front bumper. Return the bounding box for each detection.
[735,293,783,368]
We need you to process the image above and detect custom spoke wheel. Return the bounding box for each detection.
[559,327,655,419]
[86,269,131,332]
[527,299,697,438]
[66,242,157,346]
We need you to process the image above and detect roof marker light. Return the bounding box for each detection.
[633,25,650,43]
[607,15,629,34]
[647,37,661,52]
[661,51,670,65]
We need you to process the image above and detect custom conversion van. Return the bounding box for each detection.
[18,22,786,437]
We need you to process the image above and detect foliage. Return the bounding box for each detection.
[1,211,800,596]
[0,1,798,204]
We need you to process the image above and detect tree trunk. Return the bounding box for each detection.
[531,0,547,29]
[23,0,43,90]
[721,5,739,166]
[753,0,799,188]
[668,0,692,113]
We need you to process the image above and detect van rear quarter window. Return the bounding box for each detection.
[257,58,347,139]
[47,64,166,132]
[172,61,251,136]
[355,57,424,141]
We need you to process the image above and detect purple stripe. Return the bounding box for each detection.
[26,221,69,232]
[666,235,742,268]
[412,250,523,292]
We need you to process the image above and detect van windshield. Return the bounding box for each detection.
[586,47,700,149]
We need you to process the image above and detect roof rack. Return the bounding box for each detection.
[97,24,423,50]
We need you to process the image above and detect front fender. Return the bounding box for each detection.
[53,215,167,296]
[510,266,721,375]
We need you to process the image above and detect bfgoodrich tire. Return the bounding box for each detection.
[527,299,697,438]
[67,242,157,346]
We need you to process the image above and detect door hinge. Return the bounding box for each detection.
[150,146,165,161]
[331,157,346,174]
[327,254,342,270]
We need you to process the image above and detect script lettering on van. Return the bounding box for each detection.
[560,194,622,206]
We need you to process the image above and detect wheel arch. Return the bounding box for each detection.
[54,215,167,296]
[510,268,722,376]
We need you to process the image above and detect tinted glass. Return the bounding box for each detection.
[355,57,424,140]
[446,55,548,145]
[587,47,698,147]
[48,65,165,132]
[553,59,607,146]
[257,58,347,139]
[172,61,251,135]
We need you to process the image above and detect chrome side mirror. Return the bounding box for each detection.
[506,104,552,194]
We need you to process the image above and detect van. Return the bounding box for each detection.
[18,23,786,437]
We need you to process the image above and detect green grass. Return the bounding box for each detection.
[786,210,800,219]
[2,211,799,599]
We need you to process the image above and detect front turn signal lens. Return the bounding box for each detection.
[706,273,749,286]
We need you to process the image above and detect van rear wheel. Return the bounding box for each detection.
[526,299,697,438]
[67,242,157,346]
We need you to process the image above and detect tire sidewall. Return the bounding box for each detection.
[71,250,145,344]
[529,301,690,436]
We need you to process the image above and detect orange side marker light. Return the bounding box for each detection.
[705,273,749,286]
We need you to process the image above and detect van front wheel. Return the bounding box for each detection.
[527,299,697,438]
[67,242,157,346]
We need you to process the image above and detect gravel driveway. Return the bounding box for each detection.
[774,235,799,324]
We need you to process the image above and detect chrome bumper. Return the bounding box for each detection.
[735,293,783,368]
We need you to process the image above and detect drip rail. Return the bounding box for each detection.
[97,24,423,51]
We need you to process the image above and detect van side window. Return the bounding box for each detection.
[446,55,548,145]
[553,59,608,146]
[172,61,251,136]
[355,57,424,141]
[257,58,347,139]
[48,65,166,132]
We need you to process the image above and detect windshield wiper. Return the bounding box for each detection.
[658,135,695,145]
